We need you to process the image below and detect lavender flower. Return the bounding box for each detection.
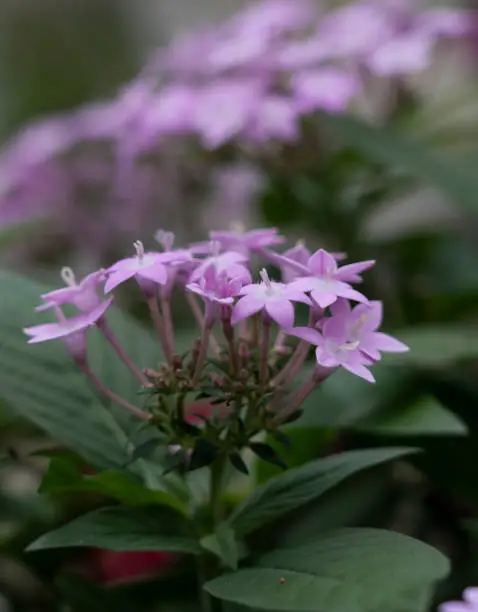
[231,269,311,329]
[440,588,478,612]
[23,226,408,474]
[24,299,113,361]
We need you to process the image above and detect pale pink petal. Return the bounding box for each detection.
[138,265,168,286]
[333,283,368,303]
[439,604,471,612]
[315,346,340,368]
[265,299,294,329]
[342,361,375,383]
[105,269,135,293]
[283,286,312,305]
[464,588,478,605]
[354,301,383,331]
[308,249,337,276]
[371,332,409,353]
[322,316,348,343]
[290,326,323,345]
[335,260,375,282]
[330,298,352,317]
[311,290,337,309]
[231,294,263,325]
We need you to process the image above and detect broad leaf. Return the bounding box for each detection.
[298,366,466,435]
[27,506,201,553]
[39,455,188,514]
[205,528,449,611]
[228,447,415,536]
[200,524,240,570]
[388,325,478,366]
[277,467,389,548]
[322,113,478,215]
[358,396,466,436]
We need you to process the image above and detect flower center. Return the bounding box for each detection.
[338,340,360,352]
[61,267,76,287]
[133,240,145,264]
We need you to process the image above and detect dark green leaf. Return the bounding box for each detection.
[55,575,132,612]
[388,325,478,366]
[200,524,240,570]
[229,452,249,476]
[27,506,201,553]
[322,113,478,215]
[39,456,187,513]
[358,396,467,436]
[249,443,287,470]
[205,528,449,611]
[189,439,219,471]
[228,447,416,536]
[130,438,162,462]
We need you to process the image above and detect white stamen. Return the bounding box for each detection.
[259,268,272,291]
[154,229,175,251]
[210,240,221,257]
[61,267,76,287]
[230,221,245,235]
[338,340,360,351]
[133,240,144,264]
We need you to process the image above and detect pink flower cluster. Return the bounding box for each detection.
[24,225,408,423]
[440,588,478,612]
[125,0,472,150]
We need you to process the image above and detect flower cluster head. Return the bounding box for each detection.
[440,588,478,612]
[24,225,408,472]
[122,0,473,150]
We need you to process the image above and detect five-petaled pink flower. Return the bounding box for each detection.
[231,269,311,329]
[23,299,113,360]
[190,243,251,284]
[290,248,374,308]
[36,268,106,314]
[105,241,172,293]
[209,225,285,257]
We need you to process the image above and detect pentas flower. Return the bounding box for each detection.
[36,268,106,314]
[231,269,311,329]
[24,299,113,361]
[279,242,311,283]
[209,225,285,256]
[290,249,373,309]
[190,243,251,284]
[439,587,478,612]
[330,299,409,360]
[105,241,171,294]
[187,264,243,326]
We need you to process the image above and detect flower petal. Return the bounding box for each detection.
[307,248,337,276]
[335,260,375,282]
[371,332,409,353]
[265,299,294,329]
[105,269,135,293]
[311,289,337,309]
[138,264,168,286]
[342,360,375,383]
[290,326,323,345]
[231,294,263,325]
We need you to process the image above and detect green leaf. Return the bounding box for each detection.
[0,272,130,469]
[249,443,287,470]
[228,447,416,536]
[358,396,467,436]
[388,325,478,366]
[322,113,478,214]
[55,575,133,612]
[39,455,188,514]
[205,528,449,611]
[298,366,466,436]
[200,524,240,570]
[27,506,201,553]
[277,467,390,548]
